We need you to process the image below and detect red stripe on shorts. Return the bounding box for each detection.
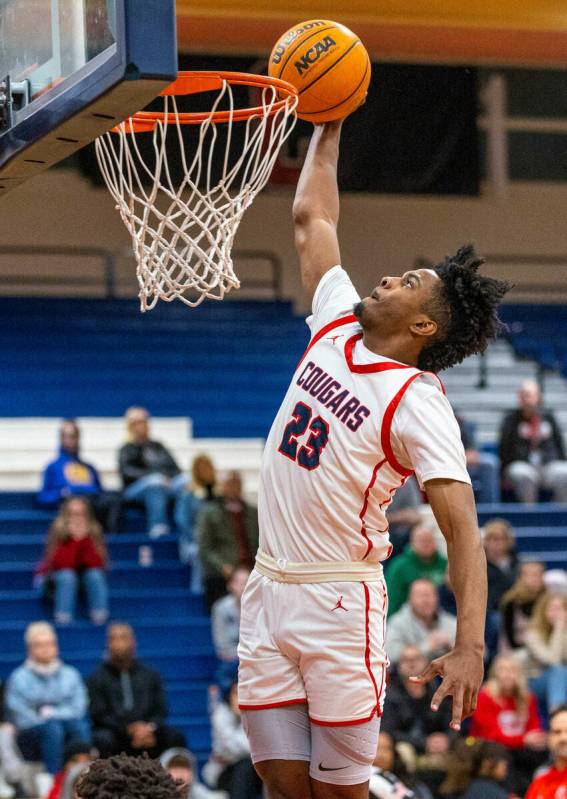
[239,698,307,711]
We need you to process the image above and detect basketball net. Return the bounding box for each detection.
[95,74,298,310]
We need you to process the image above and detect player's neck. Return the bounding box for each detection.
[361,331,420,367]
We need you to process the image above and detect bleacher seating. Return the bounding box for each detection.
[501,304,567,376]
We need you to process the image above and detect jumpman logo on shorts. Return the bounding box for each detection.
[326,334,344,345]
[331,596,348,611]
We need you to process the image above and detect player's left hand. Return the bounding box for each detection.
[408,645,484,731]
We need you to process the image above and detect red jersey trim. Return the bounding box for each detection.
[344,334,412,374]
[297,314,358,370]
[239,698,307,711]
[358,458,387,559]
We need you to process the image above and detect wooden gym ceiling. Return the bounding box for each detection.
[175,0,567,66]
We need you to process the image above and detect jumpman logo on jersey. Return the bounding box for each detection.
[331,596,348,612]
[326,334,344,345]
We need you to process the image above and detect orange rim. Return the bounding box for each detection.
[112,71,298,133]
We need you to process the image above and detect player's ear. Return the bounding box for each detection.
[410,315,438,339]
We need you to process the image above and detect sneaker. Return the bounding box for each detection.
[148,523,170,539]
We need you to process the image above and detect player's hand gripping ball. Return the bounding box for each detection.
[269,19,371,122]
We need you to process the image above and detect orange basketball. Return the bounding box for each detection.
[268,19,371,123]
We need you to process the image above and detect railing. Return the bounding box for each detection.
[0,245,284,300]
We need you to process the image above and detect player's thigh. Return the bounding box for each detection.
[309,714,380,791]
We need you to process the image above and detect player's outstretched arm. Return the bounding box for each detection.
[292,121,343,302]
[410,478,486,731]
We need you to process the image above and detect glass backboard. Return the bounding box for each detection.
[0,0,177,193]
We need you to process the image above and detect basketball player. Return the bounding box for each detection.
[237,119,510,799]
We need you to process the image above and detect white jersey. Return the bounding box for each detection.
[258,266,470,565]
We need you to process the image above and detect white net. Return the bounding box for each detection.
[95,77,297,310]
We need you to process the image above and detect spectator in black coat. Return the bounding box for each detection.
[87,623,185,758]
[118,407,188,538]
[483,518,518,660]
[381,646,452,755]
[499,380,567,503]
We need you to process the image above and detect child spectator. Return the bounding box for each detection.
[175,454,217,592]
[369,731,434,799]
[160,748,223,799]
[440,738,513,799]
[525,592,567,718]
[211,567,249,691]
[470,655,547,794]
[202,681,262,799]
[500,561,546,651]
[37,497,109,625]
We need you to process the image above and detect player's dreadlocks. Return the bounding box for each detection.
[75,753,181,799]
[418,244,512,373]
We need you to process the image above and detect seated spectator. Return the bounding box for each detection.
[483,518,518,659]
[46,741,96,799]
[525,592,567,719]
[36,497,109,625]
[87,622,185,758]
[456,414,500,504]
[38,419,121,533]
[385,477,423,556]
[382,646,452,755]
[499,379,567,503]
[198,471,259,611]
[175,454,217,564]
[525,705,567,799]
[500,561,546,651]
[440,738,511,799]
[385,524,448,618]
[385,579,456,665]
[75,754,180,799]
[211,567,250,691]
[5,623,90,775]
[160,747,223,799]
[202,681,262,799]
[118,407,187,539]
[369,731,434,799]
[470,654,547,795]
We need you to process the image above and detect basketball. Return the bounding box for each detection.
[268,19,371,123]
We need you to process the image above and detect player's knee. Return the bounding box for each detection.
[311,780,369,799]
[255,759,311,799]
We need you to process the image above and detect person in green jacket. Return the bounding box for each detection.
[198,471,259,611]
[385,523,448,617]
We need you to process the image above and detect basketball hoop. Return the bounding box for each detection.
[95,71,298,310]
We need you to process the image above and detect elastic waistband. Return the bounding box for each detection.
[254,549,383,584]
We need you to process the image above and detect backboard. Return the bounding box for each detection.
[0,0,177,193]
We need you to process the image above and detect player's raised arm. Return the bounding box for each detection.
[410,479,486,730]
[292,122,343,302]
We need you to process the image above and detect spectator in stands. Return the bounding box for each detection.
[118,406,187,539]
[37,497,109,625]
[38,419,121,533]
[160,747,222,799]
[202,680,262,799]
[385,579,457,665]
[87,622,185,758]
[499,379,567,503]
[381,645,452,755]
[525,592,567,718]
[470,654,547,794]
[46,741,96,799]
[175,454,217,564]
[385,477,423,556]
[385,524,448,618]
[5,622,90,775]
[369,731,434,799]
[456,414,501,504]
[500,561,546,650]
[483,518,518,659]
[198,471,259,611]
[439,738,511,799]
[525,705,567,799]
[211,567,249,691]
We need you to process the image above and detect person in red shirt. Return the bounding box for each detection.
[39,497,109,625]
[470,655,548,794]
[526,705,567,799]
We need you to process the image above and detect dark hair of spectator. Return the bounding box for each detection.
[44,496,107,562]
[440,738,508,795]
[75,753,180,799]
[418,244,512,373]
[550,704,567,723]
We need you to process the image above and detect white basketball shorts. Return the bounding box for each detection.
[238,568,389,725]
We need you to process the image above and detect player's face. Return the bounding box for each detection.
[355,268,440,333]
